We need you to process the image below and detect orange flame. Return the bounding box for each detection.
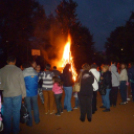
[62,34,77,81]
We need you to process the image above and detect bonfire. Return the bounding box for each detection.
[62,34,77,81]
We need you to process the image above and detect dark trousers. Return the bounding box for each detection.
[130,83,134,101]
[54,93,63,114]
[110,87,118,106]
[92,91,97,113]
[79,95,92,121]
[120,81,127,102]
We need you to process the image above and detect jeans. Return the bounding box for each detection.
[75,97,79,108]
[64,87,72,111]
[110,87,118,106]
[3,95,22,134]
[79,95,92,121]
[102,89,111,109]
[130,82,134,101]
[120,81,127,102]
[43,90,54,113]
[25,95,40,126]
[54,93,63,114]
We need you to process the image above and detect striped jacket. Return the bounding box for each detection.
[39,71,54,90]
[23,67,38,97]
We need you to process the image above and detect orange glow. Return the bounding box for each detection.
[62,34,77,81]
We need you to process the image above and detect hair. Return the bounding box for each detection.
[53,66,57,70]
[82,63,90,70]
[30,60,36,65]
[22,62,31,69]
[63,64,71,74]
[102,65,109,71]
[91,64,97,69]
[7,55,16,63]
[53,76,62,86]
[45,64,51,70]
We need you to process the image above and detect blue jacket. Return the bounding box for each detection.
[23,67,38,97]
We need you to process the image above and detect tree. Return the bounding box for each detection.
[105,12,134,63]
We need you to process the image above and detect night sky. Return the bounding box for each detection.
[37,0,134,51]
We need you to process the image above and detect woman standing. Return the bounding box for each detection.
[78,64,94,122]
[101,65,112,112]
[62,64,73,112]
[120,63,128,105]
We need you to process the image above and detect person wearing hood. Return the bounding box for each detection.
[109,63,120,107]
[90,64,100,114]
[128,62,134,102]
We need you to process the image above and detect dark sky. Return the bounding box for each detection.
[37,0,134,51]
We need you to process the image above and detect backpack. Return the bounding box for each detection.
[20,103,29,124]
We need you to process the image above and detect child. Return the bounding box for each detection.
[52,76,63,116]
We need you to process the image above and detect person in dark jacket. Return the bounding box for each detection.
[100,65,112,112]
[128,62,134,102]
[78,69,94,122]
[62,64,73,112]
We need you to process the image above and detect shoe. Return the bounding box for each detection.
[50,112,54,115]
[103,109,110,112]
[120,102,127,105]
[80,118,85,122]
[73,107,78,109]
[88,118,92,122]
[100,106,106,108]
[55,113,61,116]
[60,111,64,114]
[67,109,73,112]
[92,111,95,114]
[127,98,131,101]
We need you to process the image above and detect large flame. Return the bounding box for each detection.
[62,34,77,81]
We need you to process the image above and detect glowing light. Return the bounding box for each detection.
[62,34,77,81]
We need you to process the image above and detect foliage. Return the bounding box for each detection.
[105,12,134,63]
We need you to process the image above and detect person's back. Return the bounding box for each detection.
[23,67,38,96]
[23,63,40,126]
[0,55,26,134]
[80,70,94,97]
[0,65,26,97]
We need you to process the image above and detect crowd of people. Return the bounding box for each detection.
[0,55,134,134]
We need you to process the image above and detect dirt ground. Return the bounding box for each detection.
[19,90,134,134]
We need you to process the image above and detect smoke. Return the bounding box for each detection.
[40,22,67,68]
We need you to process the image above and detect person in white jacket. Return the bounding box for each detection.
[90,64,100,114]
[120,63,128,105]
[109,64,120,107]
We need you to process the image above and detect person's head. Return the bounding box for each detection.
[7,55,16,65]
[91,64,97,69]
[121,63,126,69]
[30,60,37,69]
[53,66,57,70]
[36,64,41,72]
[53,76,62,86]
[82,63,90,70]
[102,65,109,73]
[45,64,51,71]
[111,60,116,65]
[63,63,71,73]
[22,62,31,69]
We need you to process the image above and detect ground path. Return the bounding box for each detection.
[20,91,134,134]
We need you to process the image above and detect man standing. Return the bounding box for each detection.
[90,64,100,114]
[128,62,134,102]
[0,55,26,134]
